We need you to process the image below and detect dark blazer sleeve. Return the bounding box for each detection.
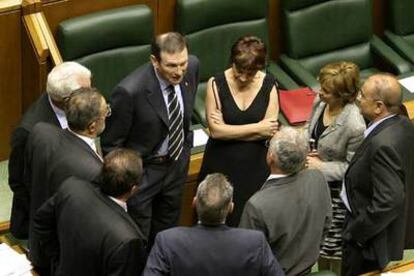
[107,239,147,276]
[33,194,60,263]
[349,144,405,244]
[101,86,134,154]
[142,233,170,276]
[8,128,31,238]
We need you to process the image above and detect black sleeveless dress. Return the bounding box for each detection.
[198,72,276,226]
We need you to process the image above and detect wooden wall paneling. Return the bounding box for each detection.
[268,0,282,60]
[179,152,203,226]
[372,0,385,37]
[0,8,22,160]
[157,0,175,34]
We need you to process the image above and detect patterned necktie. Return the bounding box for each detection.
[167,85,184,160]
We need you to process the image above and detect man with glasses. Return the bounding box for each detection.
[26,88,107,275]
[8,62,91,240]
[341,73,414,275]
[101,32,199,247]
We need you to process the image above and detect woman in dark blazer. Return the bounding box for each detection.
[306,61,366,275]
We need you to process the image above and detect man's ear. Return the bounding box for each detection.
[192,197,197,209]
[150,55,159,69]
[228,202,234,214]
[88,121,97,135]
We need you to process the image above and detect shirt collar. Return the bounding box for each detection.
[364,114,396,138]
[108,196,128,212]
[67,128,96,152]
[267,174,288,181]
[48,95,68,128]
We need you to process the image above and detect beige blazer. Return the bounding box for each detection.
[307,97,366,182]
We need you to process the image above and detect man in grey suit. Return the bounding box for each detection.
[240,126,332,276]
[341,74,414,275]
[8,62,91,239]
[33,149,147,275]
[143,173,284,276]
[26,88,108,274]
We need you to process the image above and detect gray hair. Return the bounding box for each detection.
[268,127,308,174]
[66,87,104,132]
[196,173,233,225]
[46,62,91,101]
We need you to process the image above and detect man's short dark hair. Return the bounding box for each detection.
[196,173,233,225]
[99,149,143,198]
[151,32,188,61]
[65,87,104,132]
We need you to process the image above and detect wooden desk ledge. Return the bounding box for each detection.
[362,260,414,275]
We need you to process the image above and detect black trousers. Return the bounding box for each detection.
[342,214,379,276]
[127,148,190,249]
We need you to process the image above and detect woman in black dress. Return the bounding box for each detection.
[198,36,279,226]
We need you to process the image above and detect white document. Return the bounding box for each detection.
[0,243,32,276]
[193,128,209,147]
[399,76,414,93]
[382,270,414,275]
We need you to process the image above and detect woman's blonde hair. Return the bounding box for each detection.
[318,61,360,105]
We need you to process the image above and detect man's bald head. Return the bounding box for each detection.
[358,73,402,122]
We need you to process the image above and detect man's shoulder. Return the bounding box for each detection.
[116,62,153,92]
[20,94,57,130]
[158,225,265,244]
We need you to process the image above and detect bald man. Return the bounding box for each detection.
[341,74,414,275]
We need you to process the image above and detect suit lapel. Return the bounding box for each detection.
[348,115,399,169]
[180,76,192,132]
[145,67,169,127]
[308,100,325,137]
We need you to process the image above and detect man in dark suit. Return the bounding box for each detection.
[239,127,332,276]
[33,149,147,275]
[26,88,108,274]
[101,32,199,244]
[8,62,91,239]
[341,73,414,275]
[143,173,283,276]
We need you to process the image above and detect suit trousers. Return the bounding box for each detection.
[127,147,190,248]
[342,215,379,276]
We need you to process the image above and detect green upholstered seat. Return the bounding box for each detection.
[57,5,153,100]
[176,0,298,126]
[384,0,414,66]
[279,0,411,91]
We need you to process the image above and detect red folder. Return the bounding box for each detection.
[279,87,316,125]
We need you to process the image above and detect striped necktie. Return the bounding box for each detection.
[167,85,184,160]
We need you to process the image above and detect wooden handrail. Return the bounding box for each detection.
[23,11,63,65]
[36,12,63,65]
[23,13,49,62]
[0,0,21,13]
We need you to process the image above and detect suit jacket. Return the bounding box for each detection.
[239,170,332,276]
[101,55,199,158]
[33,177,147,276]
[307,98,366,181]
[343,115,414,269]
[143,224,284,276]
[25,122,103,267]
[8,93,60,238]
